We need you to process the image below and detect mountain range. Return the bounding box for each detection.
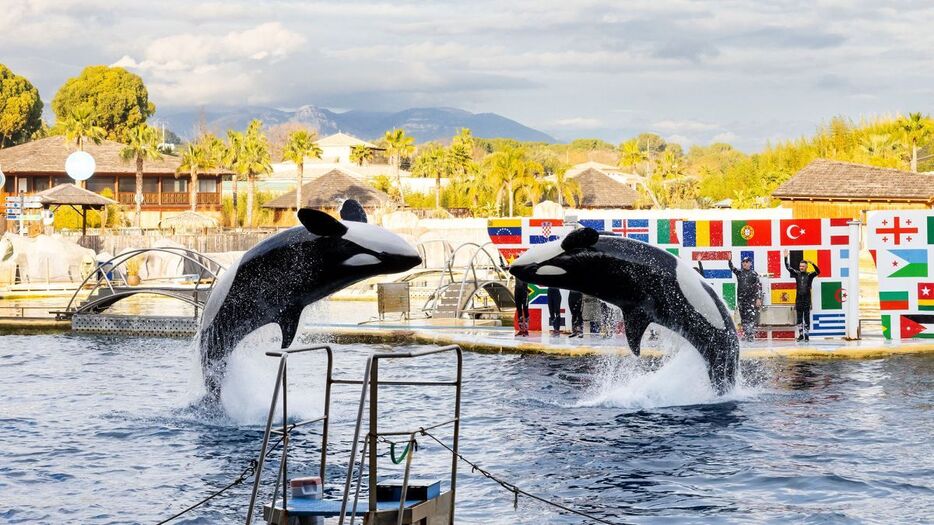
[160,105,555,143]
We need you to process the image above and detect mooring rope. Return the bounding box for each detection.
[156,426,292,524]
[418,428,621,525]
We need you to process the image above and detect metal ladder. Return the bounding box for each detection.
[246,344,463,525]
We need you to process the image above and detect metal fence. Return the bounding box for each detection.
[63,230,278,254]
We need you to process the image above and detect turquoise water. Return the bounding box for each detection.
[0,333,932,524]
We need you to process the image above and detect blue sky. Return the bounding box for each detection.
[2,0,932,150]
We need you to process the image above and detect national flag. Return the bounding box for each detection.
[928,216,934,245]
[657,219,680,245]
[488,219,522,244]
[780,219,822,246]
[822,281,845,310]
[691,250,732,278]
[879,249,928,278]
[722,282,736,310]
[731,219,772,247]
[497,248,525,264]
[579,219,605,231]
[666,248,679,257]
[882,314,892,339]
[612,218,650,242]
[788,249,833,277]
[900,314,934,339]
[874,216,921,246]
[879,290,908,311]
[528,283,548,305]
[528,218,563,244]
[837,248,850,278]
[767,250,781,278]
[682,220,724,247]
[917,282,934,310]
[810,312,846,336]
[771,282,796,304]
[829,218,851,246]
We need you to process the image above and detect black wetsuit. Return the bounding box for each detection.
[568,291,583,335]
[729,260,763,340]
[514,279,530,331]
[785,258,820,336]
[547,287,562,332]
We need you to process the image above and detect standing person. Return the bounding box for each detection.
[546,287,562,336]
[784,250,820,342]
[568,290,584,338]
[729,256,763,342]
[514,278,530,337]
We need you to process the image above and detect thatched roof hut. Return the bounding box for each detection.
[36,183,117,208]
[158,211,219,232]
[772,159,934,219]
[574,168,641,209]
[0,136,182,174]
[263,169,391,210]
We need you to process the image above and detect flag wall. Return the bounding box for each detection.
[488,215,853,336]
[867,210,934,339]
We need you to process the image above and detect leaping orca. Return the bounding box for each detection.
[198,201,422,397]
[508,227,739,393]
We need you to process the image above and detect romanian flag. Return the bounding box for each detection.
[487,219,522,244]
[879,290,909,311]
[918,282,934,310]
[771,282,796,304]
[682,220,724,247]
[731,220,772,246]
[657,219,679,244]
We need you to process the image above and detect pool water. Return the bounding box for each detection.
[0,333,931,524]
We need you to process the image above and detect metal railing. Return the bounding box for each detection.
[426,242,513,318]
[247,343,463,525]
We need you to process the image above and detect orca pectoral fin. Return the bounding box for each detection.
[622,306,653,356]
[277,307,305,349]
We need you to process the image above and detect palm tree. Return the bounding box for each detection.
[384,128,415,205]
[120,124,162,228]
[618,139,647,174]
[176,138,218,212]
[899,112,933,172]
[350,144,373,166]
[411,144,454,209]
[224,130,245,227]
[60,106,106,151]
[484,147,543,216]
[282,130,322,210]
[548,164,582,207]
[225,120,271,228]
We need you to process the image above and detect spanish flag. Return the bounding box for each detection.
[771,282,796,305]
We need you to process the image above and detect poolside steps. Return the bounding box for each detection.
[432,284,477,318]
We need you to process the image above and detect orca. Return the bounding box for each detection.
[508,227,739,393]
[198,201,421,397]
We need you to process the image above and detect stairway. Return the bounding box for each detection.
[433,283,476,318]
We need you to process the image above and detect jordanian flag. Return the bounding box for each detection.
[731,220,772,246]
[900,314,934,339]
[879,290,908,311]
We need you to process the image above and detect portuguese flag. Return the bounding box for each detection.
[879,290,908,311]
[731,220,772,246]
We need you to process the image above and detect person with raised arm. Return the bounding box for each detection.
[784,250,820,342]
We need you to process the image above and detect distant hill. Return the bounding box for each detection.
[160,105,555,143]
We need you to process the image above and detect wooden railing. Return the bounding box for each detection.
[116,192,220,206]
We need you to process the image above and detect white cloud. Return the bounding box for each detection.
[711,131,738,143]
[652,119,721,133]
[552,117,604,129]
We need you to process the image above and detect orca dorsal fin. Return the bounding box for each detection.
[622,305,653,356]
[277,306,304,349]
[298,208,348,237]
[339,199,368,223]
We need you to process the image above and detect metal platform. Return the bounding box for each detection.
[71,313,198,337]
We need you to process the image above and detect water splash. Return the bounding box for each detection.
[577,329,758,410]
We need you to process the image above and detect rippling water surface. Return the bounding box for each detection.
[1,333,932,524]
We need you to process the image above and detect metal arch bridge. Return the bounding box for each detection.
[58,247,226,320]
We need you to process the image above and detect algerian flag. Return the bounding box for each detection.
[879,249,928,278]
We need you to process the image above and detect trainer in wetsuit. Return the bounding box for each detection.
[514,278,530,337]
[568,290,584,338]
[729,256,763,342]
[784,251,820,341]
[547,287,562,336]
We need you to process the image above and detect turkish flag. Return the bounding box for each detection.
[779,219,822,245]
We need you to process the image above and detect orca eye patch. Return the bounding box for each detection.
[342,253,381,266]
[561,227,599,251]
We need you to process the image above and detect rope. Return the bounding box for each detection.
[418,429,620,525]
[156,427,292,524]
[388,437,418,464]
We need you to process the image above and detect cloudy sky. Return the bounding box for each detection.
[2,0,932,150]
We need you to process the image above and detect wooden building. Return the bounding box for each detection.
[772,159,934,220]
[263,169,391,221]
[574,168,641,209]
[0,136,228,212]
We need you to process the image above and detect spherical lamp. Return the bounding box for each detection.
[65,151,95,181]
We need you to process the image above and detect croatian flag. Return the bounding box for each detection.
[528,218,563,244]
[611,219,650,242]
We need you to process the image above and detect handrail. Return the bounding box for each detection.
[61,246,225,318]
